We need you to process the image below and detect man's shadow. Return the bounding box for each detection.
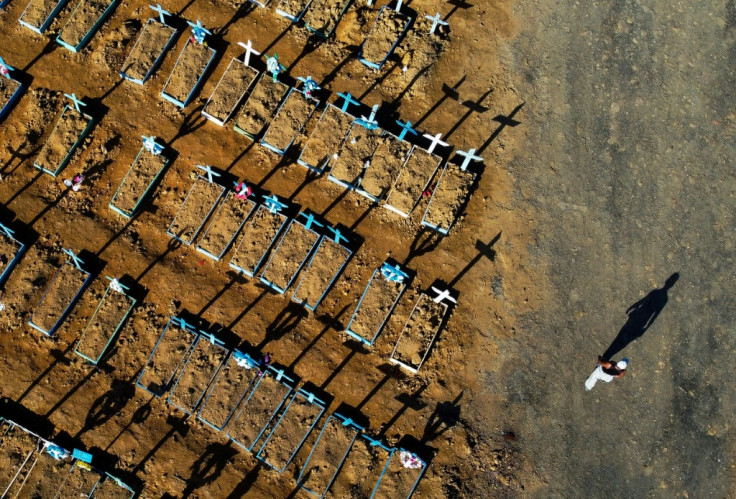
[602,273,679,360]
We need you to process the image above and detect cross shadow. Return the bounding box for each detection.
[444,0,473,21]
[136,237,182,281]
[477,102,524,155]
[44,364,100,417]
[104,394,155,452]
[288,305,350,370]
[414,74,465,128]
[182,441,238,497]
[403,228,443,266]
[358,61,400,101]
[421,391,463,444]
[5,171,43,207]
[321,46,359,89]
[167,104,208,147]
[320,187,349,218]
[95,210,141,258]
[319,339,369,391]
[227,286,269,331]
[132,413,190,474]
[15,343,75,404]
[348,201,376,231]
[288,168,320,202]
[225,141,256,173]
[355,363,406,411]
[447,232,500,288]
[219,2,256,36]
[22,37,58,72]
[443,88,492,140]
[378,383,428,436]
[225,462,262,498]
[74,376,137,439]
[390,65,430,107]
[602,273,679,361]
[1,140,42,175]
[198,270,246,316]
[256,302,308,350]
[28,185,71,227]
[287,34,324,72]
[256,146,301,188]
[261,23,294,56]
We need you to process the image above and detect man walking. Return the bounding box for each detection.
[585,356,628,391]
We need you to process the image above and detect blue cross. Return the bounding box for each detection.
[299,211,323,231]
[456,148,482,171]
[197,164,221,184]
[396,119,418,141]
[381,262,408,282]
[149,3,171,25]
[64,93,86,113]
[328,226,348,246]
[200,331,225,347]
[336,92,360,114]
[0,223,14,239]
[174,316,194,332]
[62,248,85,270]
[262,194,287,213]
[142,135,163,155]
[0,56,13,79]
[266,54,285,82]
[187,20,211,44]
[296,76,320,98]
[341,417,353,426]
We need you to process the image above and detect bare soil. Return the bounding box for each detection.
[121,20,176,82]
[198,192,255,259]
[299,105,353,170]
[261,220,319,291]
[261,90,316,152]
[372,451,424,499]
[392,293,446,370]
[168,177,225,244]
[57,0,110,48]
[13,450,72,497]
[20,0,62,30]
[57,462,101,496]
[90,476,133,498]
[360,134,412,199]
[360,8,409,65]
[162,41,212,104]
[276,0,309,19]
[293,238,350,309]
[229,205,286,275]
[423,165,475,231]
[326,436,391,498]
[203,59,259,124]
[34,108,90,174]
[305,0,348,37]
[228,373,291,450]
[137,322,196,395]
[233,75,289,138]
[386,146,441,216]
[198,354,259,429]
[76,287,134,362]
[348,270,404,343]
[258,392,323,470]
[299,415,358,495]
[0,233,21,277]
[0,77,21,109]
[31,263,88,333]
[110,147,167,215]
[0,425,39,491]
[169,336,228,413]
[330,124,381,186]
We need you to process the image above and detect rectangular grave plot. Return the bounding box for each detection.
[293,237,351,311]
[75,284,136,364]
[233,75,289,139]
[198,352,260,430]
[326,435,393,498]
[0,425,41,493]
[0,230,24,286]
[359,7,411,69]
[384,147,442,217]
[136,320,197,396]
[161,40,216,107]
[56,461,102,496]
[421,164,475,234]
[275,0,311,22]
[372,450,427,499]
[390,293,447,373]
[299,414,360,496]
[229,205,287,276]
[167,176,226,245]
[196,192,256,261]
[305,0,350,38]
[346,269,405,346]
[29,262,90,336]
[14,445,74,498]
[19,0,67,33]
[202,58,259,126]
[261,89,318,154]
[260,219,320,293]
[298,104,353,172]
[90,474,134,498]
[110,146,169,217]
[34,105,94,177]
[168,335,228,414]
[257,390,325,472]
[227,369,293,451]
[120,19,177,84]
[329,124,382,189]
[0,76,23,122]
[357,133,411,202]
[56,0,117,52]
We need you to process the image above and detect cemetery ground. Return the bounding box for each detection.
[1,0,734,497]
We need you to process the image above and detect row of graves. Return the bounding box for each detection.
[0,418,135,497]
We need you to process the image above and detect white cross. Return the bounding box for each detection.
[197,164,221,184]
[149,3,171,25]
[238,40,260,67]
[64,93,86,113]
[106,276,129,293]
[356,104,379,129]
[431,286,457,304]
[423,132,449,154]
[425,12,448,34]
[62,248,85,270]
[456,148,482,171]
[396,0,404,12]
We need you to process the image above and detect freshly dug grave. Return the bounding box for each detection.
[229,205,286,275]
[0,232,21,277]
[0,425,39,491]
[203,59,259,123]
[137,322,197,396]
[76,287,135,362]
[168,336,228,413]
[276,0,310,19]
[91,477,133,498]
[228,373,292,450]
[121,20,177,82]
[168,177,225,244]
[12,450,72,498]
[299,415,359,495]
[392,293,446,370]
[360,134,411,199]
[305,0,349,37]
[258,392,323,470]
[293,238,350,309]
[261,220,320,291]
[386,147,441,216]
[34,108,90,174]
[20,0,64,30]
[299,105,353,170]
[197,192,255,259]
[233,76,289,138]
[372,451,425,499]
[198,354,260,429]
[326,436,391,498]
[162,41,213,103]
[57,0,111,48]
[423,165,476,231]
[261,90,316,152]
[0,77,21,109]
[348,271,404,343]
[331,124,382,185]
[111,147,168,215]
[360,8,410,65]
[31,263,88,333]
[57,462,101,496]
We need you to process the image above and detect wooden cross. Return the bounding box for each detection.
[425,12,448,34]
[187,20,211,44]
[237,40,260,67]
[381,262,408,282]
[197,164,221,183]
[262,194,286,213]
[174,316,194,332]
[430,286,457,304]
[148,3,171,25]
[423,132,449,154]
[299,211,323,231]
[455,148,482,171]
[328,226,348,245]
[396,119,418,141]
[200,331,225,347]
[336,91,360,114]
[64,93,86,113]
[62,248,85,270]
